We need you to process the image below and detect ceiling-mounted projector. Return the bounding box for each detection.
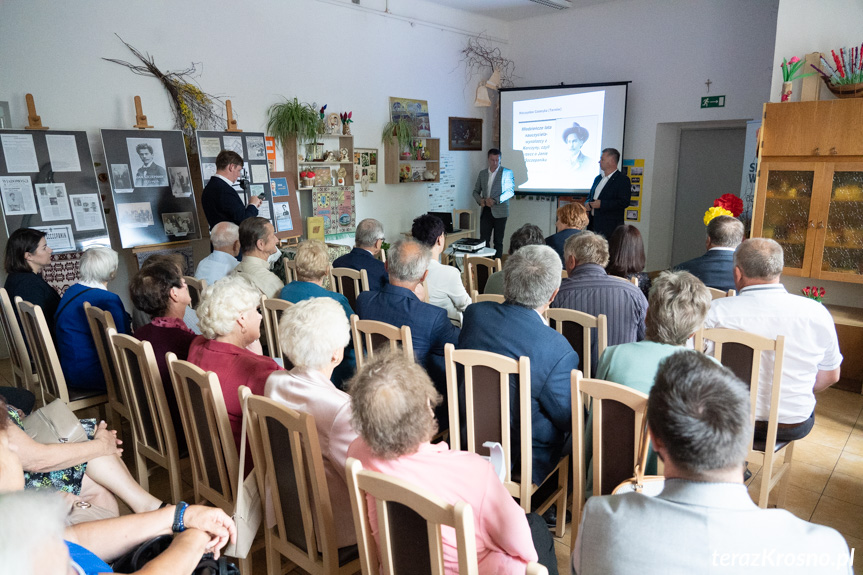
[527,0,571,8]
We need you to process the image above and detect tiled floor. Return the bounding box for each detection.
[4,358,860,574]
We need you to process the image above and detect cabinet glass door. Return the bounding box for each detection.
[760,168,816,272]
[820,169,863,280]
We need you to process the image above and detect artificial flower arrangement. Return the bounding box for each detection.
[802,286,826,303]
[703,194,743,226]
[779,56,816,101]
[810,45,863,87]
[300,170,316,185]
[339,111,353,125]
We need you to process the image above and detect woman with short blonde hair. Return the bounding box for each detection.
[545,202,589,267]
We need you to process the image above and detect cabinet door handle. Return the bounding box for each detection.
[809,220,815,228]
[813,147,820,155]
[817,221,825,229]
[830,147,838,155]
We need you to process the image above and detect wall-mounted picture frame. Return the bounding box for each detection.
[353,148,378,184]
[448,117,483,151]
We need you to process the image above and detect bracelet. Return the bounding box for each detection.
[172,501,189,533]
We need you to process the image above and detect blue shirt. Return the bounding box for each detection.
[280,281,353,319]
[194,250,239,287]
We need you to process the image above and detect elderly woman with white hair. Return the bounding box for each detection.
[264,297,358,549]
[187,275,280,451]
[55,246,131,390]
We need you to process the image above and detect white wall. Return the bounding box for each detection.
[505,0,778,269]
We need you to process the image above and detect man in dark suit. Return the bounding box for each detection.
[472,148,515,258]
[201,150,261,229]
[675,215,744,293]
[459,244,578,489]
[356,239,459,422]
[585,148,631,239]
[333,218,388,291]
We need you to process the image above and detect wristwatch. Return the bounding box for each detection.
[172,501,189,533]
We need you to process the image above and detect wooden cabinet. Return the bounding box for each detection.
[761,100,863,157]
[384,137,440,184]
[282,134,354,191]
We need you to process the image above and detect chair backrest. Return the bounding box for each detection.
[453,209,474,232]
[376,248,387,263]
[16,299,68,404]
[84,303,125,412]
[346,457,478,575]
[544,308,607,378]
[331,267,370,310]
[0,288,38,395]
[525,563,549,575]
[470,290,504,304]
[444,343,531,502]
[166,353,239,512]
[184,276,207,309]
[629,276,639,286]
[283,257,297,285]
[111,331,181,466]
[351,314,414,370]
[241,390,354,574]
[465,256,502,295]
[261,296,293,364]
[707,287,736,299]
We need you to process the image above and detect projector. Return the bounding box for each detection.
[451,238,487,253]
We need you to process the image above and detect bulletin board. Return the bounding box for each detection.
[621,158,644,222]
[269,171,302,240]
[101,129,201,248]
[0,130,110,252]
[195,131,275,227]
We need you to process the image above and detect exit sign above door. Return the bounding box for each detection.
[701,95,726,108]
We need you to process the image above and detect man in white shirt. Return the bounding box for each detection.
[194,221,240,286]
[231,217,284,298]
[411,213,470,325]
[675,215,743,292]
[704,238,842,442]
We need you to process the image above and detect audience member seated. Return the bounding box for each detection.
[704,238,842,443]
[355,239,459,418]
[411,214,470,325]
[675,214,743,292]
[459,245,577,488]
[332,218,388,291]
[132,255,200,335]
[606,224,651,298]
[55,247,131,391]
[484,223,544,296]
[130,258,197,453]
[4,227,60,334]
[188,275,280,450]
[347,352,558,575]
[571,352,851,575]
[4,397,162,519]
[0,401,236,575]
[280,239,355,387]
[232,217,283,298]
[551,231,647,374]
[545,202,588,267]
[194,221,240,286]
[264,298,358,549]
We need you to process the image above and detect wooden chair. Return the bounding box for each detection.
[16,299,107,416]
[453,209,475,234]
[0,288,39,400]
[330,268,370,311]
[282,257,297,285]
[84,303,128,433]
[571,370,648,548]
[544,309,608,379]
[351,315,414,370]
[526,563,549,575]
[261,296,293,365]
[629,276,639,286]
[561,269,568,279]
[444,343,569,537]
[183,276,207,309]
[464,256,501,296]
[707,287,736,299]
[376,248,387,264]
[695,328,790,509]
[346,457,477,575]
[241,389,360,575]
[111,331,189,503]
[165,353,254,573]
[470,290,504,304]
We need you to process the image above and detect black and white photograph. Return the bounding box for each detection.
[626,208,639,221]
[246,136,266,160]
[162,211,195,236]
[0,175,37,214]
[169,167,193,198]
[126,138,168,187]
[35,183,72,221]
[199,137,222,158]
[223,135,244,157]
[71,194,104,231]
[275,201,294,232]
[117,201,154,228]
[110,164,133,191]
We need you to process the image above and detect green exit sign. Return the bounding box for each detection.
[701,95,726,108]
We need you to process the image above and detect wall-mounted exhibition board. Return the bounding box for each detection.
[0,130,110,252]
[101,129,202,248]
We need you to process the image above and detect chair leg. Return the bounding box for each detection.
[238,555,252,575]
[135,449,149,494]
[265,533,281,575]
[774,443,795,510]
[758,450,776,510]
[555,458,569,538]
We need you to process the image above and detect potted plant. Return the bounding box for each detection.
[381,118,417,158]
[266,97,319,152]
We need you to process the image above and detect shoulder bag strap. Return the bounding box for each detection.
[54,287,95,321]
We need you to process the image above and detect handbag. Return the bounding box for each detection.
[612,416,665,496]
[111,535,239,575]
[223,393,262,559]
[22,399,89,444]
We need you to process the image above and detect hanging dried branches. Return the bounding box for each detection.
[103,34,224,151]
[460,34,516,88]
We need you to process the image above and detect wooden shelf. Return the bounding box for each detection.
[384,137,440,184]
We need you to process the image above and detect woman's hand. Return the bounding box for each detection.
[181,505,236,557]
[93,421,122,457]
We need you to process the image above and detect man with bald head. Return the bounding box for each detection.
[704,238,842,442]
[195,221,240,286]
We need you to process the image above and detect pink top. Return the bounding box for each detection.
[347,439,537,575]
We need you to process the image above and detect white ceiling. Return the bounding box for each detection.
[426,0,615,22]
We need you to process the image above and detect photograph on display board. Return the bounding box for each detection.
[117,202,154,228]
[111,164,133,191]
[35,183,72,221]
[127,138,169,187]
[71,194,104,231]
[246,136,266,160]
[169,167,193,198]
[0,176,37,215]
[199,137,222,158]
[223,135,244,157]
[162,212,195,236]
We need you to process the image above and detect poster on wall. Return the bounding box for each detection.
[0,130,109,252]
[269,172,301,240]
[101,129,201,248]
[621,158,645,222]
[353,148,378,184]
[389,97,431,137]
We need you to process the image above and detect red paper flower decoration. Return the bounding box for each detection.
[713,194,743,217]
